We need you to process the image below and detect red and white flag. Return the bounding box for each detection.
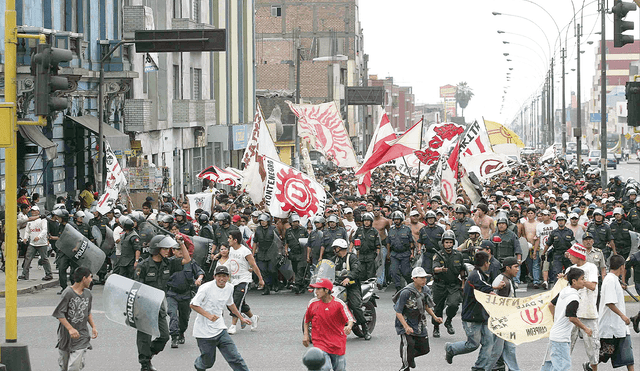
[356,117,424,177]
[356,107,397,195]
[241,101,279,169]
[197,166,243,187]
[458,120,492,158]
[460,152,511,182]
[261,156,327,219]
[287,101,358,168]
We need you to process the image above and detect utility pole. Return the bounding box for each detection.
[576,22,583,175]
[600,0,608,186]
[550,58,555,145]
[295,46,301,169]
[562,46,567,155]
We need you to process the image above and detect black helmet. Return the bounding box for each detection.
[149,235,178,255]
[130,211,145,225]
[258,213,271,223]
[121,217,135,230]
[314,216,326,224]
[197,213,210,225]
[362,213,374,222]
[441,230,456,243]
[425,210,437,219]
[174,209,187,217]
[161,214,174,225]
[327,215,339,224]
[391,211,404,221]
[496,217,508,225]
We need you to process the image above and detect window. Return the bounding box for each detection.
[192,68,202,100]
[173,64,181,99]
[271,5,281,17]
[192,0,200,22]
[173,0,181,18]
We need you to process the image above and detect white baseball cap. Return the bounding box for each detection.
[410,210,420,217]
[411,267,429,278]
[343,207,353,214]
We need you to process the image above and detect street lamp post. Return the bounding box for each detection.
[576,22,583,173]
[600,0,607,187]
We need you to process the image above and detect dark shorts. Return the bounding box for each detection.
[600,335,635,367]
[229,282,250,317]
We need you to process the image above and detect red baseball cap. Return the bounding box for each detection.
[232,215,241,223]
[309,278,333,291]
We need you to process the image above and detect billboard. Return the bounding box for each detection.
[440,85,457,98]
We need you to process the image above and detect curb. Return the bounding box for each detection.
[0,281,59,298]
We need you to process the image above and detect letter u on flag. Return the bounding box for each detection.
[473,279,567,345]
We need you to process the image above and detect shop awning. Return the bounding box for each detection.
[17,125,58,160]
[66,115,130,152]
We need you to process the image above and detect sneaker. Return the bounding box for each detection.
[178,334,185,344]
[57,289,64,295]
[433,327,440,338]
[17,275,28,280]
[583,361,593,371]
[240,314,249,329]
[228,324,237,335]
[445,342,454,364]
[445,322,455,335]
[250,315,259,331]
[42,275,53,281]
[533,283,540,289]
[541,281,549,290]
[171,338,179,348]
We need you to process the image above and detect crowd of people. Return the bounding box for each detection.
[3,152,640,371]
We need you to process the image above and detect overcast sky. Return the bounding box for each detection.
[359,0,622,127]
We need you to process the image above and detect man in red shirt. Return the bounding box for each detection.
[303,278,354,371]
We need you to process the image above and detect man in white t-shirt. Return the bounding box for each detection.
[226,230,264,335]
[342,208,357,242]
[598,254,635,370]
[190,265,251,371]
[535,210,557,289]
[560,244,600,371]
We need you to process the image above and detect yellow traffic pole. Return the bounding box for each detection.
[2,0,33,369]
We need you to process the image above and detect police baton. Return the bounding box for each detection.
[619,278,639,302]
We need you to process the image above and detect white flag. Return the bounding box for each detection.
[395,153,430,179]
[242,101,279,169]
[187,192,214,219]
[460,152,511,182]
[261,156,326,219]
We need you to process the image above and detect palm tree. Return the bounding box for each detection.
[455,81,474,118]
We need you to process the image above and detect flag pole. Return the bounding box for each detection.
[416,116,424,189]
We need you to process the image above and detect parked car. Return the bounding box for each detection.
[522,147,535,155]
[587,150,601,165]
[593,152,617,169]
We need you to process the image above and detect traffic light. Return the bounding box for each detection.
[31,43,73,116]
[613,0,637,48]
[627,81,640,127]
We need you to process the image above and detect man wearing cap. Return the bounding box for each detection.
[544,213,574,287]
[610,208,632,259]
[19,206,53,281]
[450,205,476,245]
[284,215,309,294]
[341,208,357,243]
[418,211,444,274]
[190,265,252,371]
[586,209,616,261]
[559,243,600,371]
[568,211,586,243]
[303,278,354,371]
[485,256,521,371]
[394,267,443,371]
[581,232,607,280]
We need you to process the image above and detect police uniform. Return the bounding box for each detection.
[586,221,614,261]
[254,224,278,292]
[545,226,574,280]
[199,223,215,240]
[55,223,78,290]
[166,259,204,344]
[353,225,381,281]
[322,226,348,262]
[418,224,444,274]
[307,228,324,265]
[176,220,195,236]
[333,251,369,335]
[117,230,141,279]
[213,224,240,252]
[89,215,110,281]
[135,255,184,369]
[284,225,309,292]
[491,229,521,261]
[610,219,633,258]
[74,220,92,240]
[387,224,414,291]
[627,206,640,232]
[450,217,476,245]
[431,248,464,331]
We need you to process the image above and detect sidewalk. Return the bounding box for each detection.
[0,257,60,297]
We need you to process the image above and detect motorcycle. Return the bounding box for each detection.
[303,259,379,339]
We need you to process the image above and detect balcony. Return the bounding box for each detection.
[171,18,215,30]
[123,6,153,39]
[124,99,153,132]
[172,100,216,127]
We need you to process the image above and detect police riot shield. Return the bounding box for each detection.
[191,236,214,267]
[630,231,640,256]
[277,255,294,281]
[103,274,166,337]
[102,226,115,254]
[57,224,106,275]
[311,259,336,285]
[138,221,158,244]
[91,225,103,247]
[518,237,531,259]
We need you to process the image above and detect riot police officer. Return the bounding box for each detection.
[450,205,476,245]
[607,175,624,199]
[89,207,111,284]
[167,241,204,348]
[284,214,309,294]
[322,214,348,262]
[117,217,141,279]
[610,207,632,259]
[387,211,415,292]
[212,212,239,255]
[352,213,380,281]
[52,209,78,294]
[135,235,191,371]
[623,189,637,213]
[544,213,573,282]
[431,230,465,338]
[72,211,91,239]
[586,208,616,261]
[174,209,195,236]
[418,210,444,274]
[307,216,326,266]
[332,238,371,340]
[627,198,640,232]
[158,214,175,234]
[253,214,278,295]
[197,213,214,240]
[458,225,482,265]
[491,217,522,262]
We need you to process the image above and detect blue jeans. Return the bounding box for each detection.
[319,349,346,371]
[525,254,541,284]
[377,247,388,286]
[486,335,520,371]
[447,321,495,370]
[194,330,249,370]
[540,340,570,371]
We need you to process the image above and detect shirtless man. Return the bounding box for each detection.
[567,211,586,243]
[373,206,392,288]
[473,204,495,240]
[522,207,541,287]
[405,210,425,244]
